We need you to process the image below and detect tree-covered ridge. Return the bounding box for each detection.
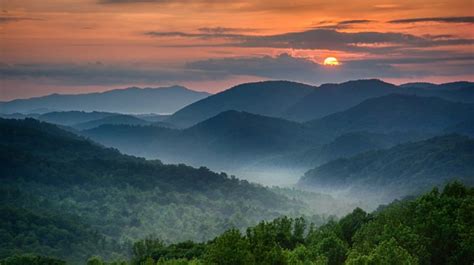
[0,118,310,264]
[298,134,474,201]
[24,182,471,265]
[306,94,474,136]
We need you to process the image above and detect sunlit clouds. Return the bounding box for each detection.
[0,0,473,99]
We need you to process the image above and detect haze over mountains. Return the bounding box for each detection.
[1,80,473,187]
[1,78,474,264]
[3,79,472,190]
[1,118,318,263]
[299,134,474,203]
[0,85,210,114]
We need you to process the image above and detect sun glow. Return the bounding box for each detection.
[323,57,340,66]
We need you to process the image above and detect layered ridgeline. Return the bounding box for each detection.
[298,134,474,203]
[0,118,331,264]
[166,81,316,128]
[0,111,174,130]
[7,182,473,265]
[306,94,474,138]
[83,94,474,185]
[0,86,210,114]
[165,79,474,127]
[82,111,320,170]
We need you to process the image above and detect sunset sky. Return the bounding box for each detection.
[0,0,473,100]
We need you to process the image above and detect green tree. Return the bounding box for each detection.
[204,229,253,265]
[313,234,347,265]
[132,236,164,265]
[0,254,66,265]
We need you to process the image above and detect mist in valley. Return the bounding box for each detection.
[2,0,474,262]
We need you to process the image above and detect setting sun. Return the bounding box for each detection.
[323,57,340,66]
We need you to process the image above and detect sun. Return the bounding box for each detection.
[323,57,340,66]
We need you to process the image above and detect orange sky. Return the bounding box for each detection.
[0,0,473,100]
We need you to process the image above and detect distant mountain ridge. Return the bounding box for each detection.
[298,134,474,201]
[282,79,399,121]
[306,93,474,138]
[166,81,315,127]
[0,85,210,114]
[166,79,474,127]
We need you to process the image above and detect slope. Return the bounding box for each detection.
[0,86,210,114]
[165,81,315,127]
[298,134,474,200]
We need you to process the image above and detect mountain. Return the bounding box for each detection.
[182,110,318,156]
[400,81,474,90]
[111,183,474,265]
[254,131,430,170]
[283,79,399,121]
[400,81,474,102]
[443,116,474,137]
[25,111,170,130]
[83,111,321,171]
[71,114,151,130]
[0,118,305,263]
[36,111,115,125]
[83,94,474,185]
[306,94,474,139]
[298,134,474,201]
[166,79,474,127]
[165,81,315,127]
[0,86,210,114]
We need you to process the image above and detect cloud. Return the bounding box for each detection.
[312,20,374,30]
[198,27,259,34]
[389,16,474,24]
[0,16,42,24]
[147,28,474,53]
[0,62,217,86]
[99,0,168,3]
[186,53,474,83]
[1,52,473,88]
[337,19,374,25]
[145,31,243,39]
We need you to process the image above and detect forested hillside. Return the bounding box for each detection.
[5,182,471,265]
[0,118,323,264]
[307,94,474,138]
[299,134,474,202]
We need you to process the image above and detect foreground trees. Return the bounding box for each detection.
[82,182,472,265]
[2,182,472,265]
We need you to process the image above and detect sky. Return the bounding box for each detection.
[0,0,473,100]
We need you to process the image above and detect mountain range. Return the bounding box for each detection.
[0,117,309,263]
[165,79,474,127]
[82,93,474,186]
[0,85,210,114]
[298,134,474,202]
[2,78,474,263]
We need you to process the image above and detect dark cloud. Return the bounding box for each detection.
[145,31,243,39]
[198,27,259,34]
[146,28,474,53]
[0,62,217,86]
[0,16,42,24]
[99,0,168,3]
[312,20,374,30]
[186,53,474,83]
[1,53,472,87]
[389,16,474,24]
[337,19,374,25]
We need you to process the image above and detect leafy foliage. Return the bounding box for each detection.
[0,118,303,263]
[117,182,474,265]
[299,134,474,201]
